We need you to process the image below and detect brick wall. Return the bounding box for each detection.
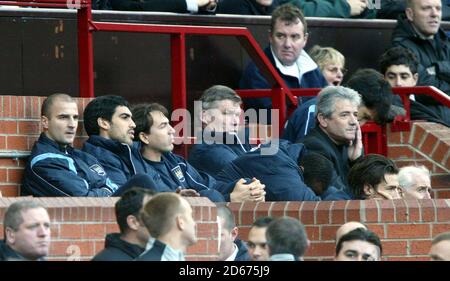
[0,197,219,261]
[387,122,450,198]
[0,95,91,197]
[228,200,450,261]
[1,198,447,261]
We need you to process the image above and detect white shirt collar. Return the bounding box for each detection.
[270,47,319,84]
[225,243,239,261]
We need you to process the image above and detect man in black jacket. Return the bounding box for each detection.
[92,188,155,261]
[0,201,50,261]
[303,86,363,197]
[391,0,450,124]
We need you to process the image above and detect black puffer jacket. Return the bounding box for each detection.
[392,14,450,103]
[92,233,145,261]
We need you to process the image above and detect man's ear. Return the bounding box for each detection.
[126,215,139,231]
[405,7,414,22]
[317,113,328,128]
[413,73,419,85]
[230,227,239,241]
[176,215,185,231]
[139,132,150,145]
[5,227,16,245]
[41,116,49,130]
[363,184,375,198]
[304,32,309,44]
[97,117,110,131]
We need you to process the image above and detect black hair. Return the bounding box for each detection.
[379,46,419,75]
[131,103,169,141]
[115,187,156,234]
[83,95,130,136]
[348,154,399,199]
[336,228,382,257]
[300,152,333,196]
[345,69,393,125]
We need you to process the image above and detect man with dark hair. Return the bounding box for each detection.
[132,102,265,202]
[247,216,274,261]
[137,193,197,261]
[82,95,158,190]
[22,94,125,196]
[0,201,51,261]
[240,3,327,122]
[335,228,382,261]
[216,204,251,261]
[283,69,395,142]
[429,231,450,261]
[379,46,450,126]
[266,217,309,261]
[301,86,363,196]
[392,0,450,124]
[348,154,402,200]
[300,151,349,200]
[92,188,155,261]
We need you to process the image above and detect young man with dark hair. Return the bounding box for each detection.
[379,46,449,126]
[92,188,155,261]
[82,95,158,190]
[335,228,382,261]
[266,217,309,261]
[22,94,125,196]
[132,103,265,202]
[348,154,402,200]
[216,204,251,261]
[247,216,274,261]
[137,193,197,261]
[0,201,51,261]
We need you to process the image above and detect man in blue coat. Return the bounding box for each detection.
[240,3,328,123]
[82,95,157,191]
[132,103,266,202]
[22,94,130,197]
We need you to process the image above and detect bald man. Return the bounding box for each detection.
[336,221,367,244]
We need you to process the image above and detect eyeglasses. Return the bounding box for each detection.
[326,66,348,75]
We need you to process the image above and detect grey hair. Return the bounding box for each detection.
[398,165,430,189]
[4,201,46,232]
[200,85,242,110]
[315,86,361,119]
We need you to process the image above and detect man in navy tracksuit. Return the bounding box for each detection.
[216,141,322,201]
[81,95,159,192]
[131,103,266,202]
[239,4,327,123]
[22,94,125,197]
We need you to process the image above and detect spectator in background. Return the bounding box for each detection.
[398,165,432,199]
[429,232,450,261]
[284,0,376,18]
[137,193,197,261]
[22,94,129,197]
[309,45,346,86]
[217,204,251,261]
[132,102,265,202]
[0,201,51,261]
[335,221,367,244]
[348,154,402,200]
[266,217,309,261]
[379,46,450,127]
[302,86,363,196]
[247,217,274,261]
[82,95,158,191]
[217,0,280,15]
[392,0,450,125]
[110,0,218,13]
[283,69,394,143]
[240,4,328,123]
[92,188,155,261]
[335,228,382,261]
